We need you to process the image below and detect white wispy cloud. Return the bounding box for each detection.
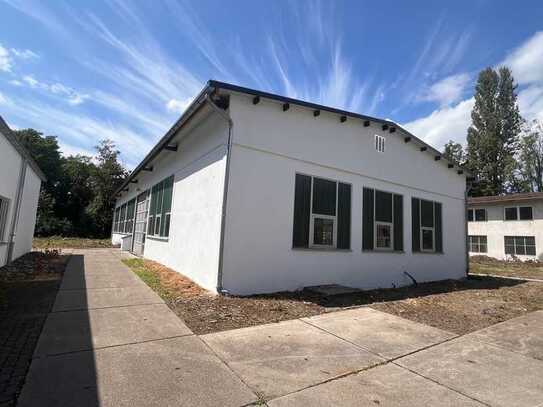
[404,98,475,148]
[405,31,543,149]
[419,73,471,107]
[10,48,39,60]
[0,91,10,105]
[19,74,90,105]
[0,44,12,72]
[166,99,191,113]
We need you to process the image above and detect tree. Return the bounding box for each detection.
[86,140,129,237]
[442,140,466,166]
[466,67,523,196]
[518,119,543,192]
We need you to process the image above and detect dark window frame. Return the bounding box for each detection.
[504,236,536,256]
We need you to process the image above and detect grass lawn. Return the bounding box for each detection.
[33,236,115,249]
[123,257,543,335]
[470,256,543,280]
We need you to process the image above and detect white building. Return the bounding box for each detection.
[0,116,46,267]
[112,81,469,295]
[467,193,543,261]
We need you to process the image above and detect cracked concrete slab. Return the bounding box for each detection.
[18,336,257,407]
[397,336,543,407]
[268,363,485,406]
[466,310,543,361]
[52,285,164,312]
[34,303,192,356]
[303,307,456,359]
[201,319,383,399]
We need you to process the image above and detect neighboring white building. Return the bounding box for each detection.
[0,116,46,267]
[467,192,543,261]
[112,81,469,295]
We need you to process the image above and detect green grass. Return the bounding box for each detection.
[33,236,114,249]
[122,258,174,301]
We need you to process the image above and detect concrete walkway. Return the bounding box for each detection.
[18,250,257,407]
[18,249,543,406]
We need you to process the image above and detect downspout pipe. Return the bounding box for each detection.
[205,94,233,294]
[465,180,474,277]
[7,159,27,264]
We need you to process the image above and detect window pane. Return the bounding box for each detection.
[164,214,171,237]
[421,200,434,227]
[467,210,474,222]
[475,209,486,221]
[313,217,334,245]
[422,229,434,250]
[312,178,336,216]
[376,223,392,249]
[519,207,533,220]
[148,216,155,235]
[505,245,515,255]
[505,207,517,220]
[375,190,393,223]
[526,236,536,246]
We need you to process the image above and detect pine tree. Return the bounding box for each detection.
[519,119,543,192]
[466,67,522,196]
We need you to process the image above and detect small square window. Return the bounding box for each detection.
[313,217,334,246]
[376,223,392,249]
[421,228,434,251]
[475,209,486,221]
[519,206,533,220]
[505,207,518,221]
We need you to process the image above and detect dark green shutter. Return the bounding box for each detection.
[292,174,311,248]
[412,198,420,252]
[160,176,174,236]
[393,194,403,251]
[435,202,443,253]
[337,183,351,249]
[362,188,374,250]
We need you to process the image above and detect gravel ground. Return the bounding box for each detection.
[124,258,543,335]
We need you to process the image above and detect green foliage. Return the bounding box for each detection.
[122,259,174,301]
[466,67,522,196]
[14,129,128,238]
[518,119,543,192]
[443,141,466,166]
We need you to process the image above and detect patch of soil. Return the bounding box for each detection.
[133,260,543,336]
[0,252,69,406]
[470,256,543,280]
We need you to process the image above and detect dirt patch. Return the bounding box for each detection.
[470,256,543,280]
[33,236,116,250]
[123,258,543,336]
[0,252,70,406]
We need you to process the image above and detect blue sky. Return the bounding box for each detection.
[1,0,542,168]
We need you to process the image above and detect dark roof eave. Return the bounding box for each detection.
[113,83,215,196]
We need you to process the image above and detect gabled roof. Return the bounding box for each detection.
[468,192,543,205]
[115,80,469,197]
[0,115,47,181]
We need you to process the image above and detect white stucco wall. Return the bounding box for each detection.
[0,131,23,266]
[221,93,467,295]
[0,130,42,266]
[468,200,543,261]
[113,106,228,292]
[12,166,41,260]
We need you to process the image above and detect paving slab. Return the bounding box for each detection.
[52,285,163,312]
[397,335,543,407]
[18,336,257,407]
[60,270,144,290]
[303,307,456,359]
[201,319,383,399]
[466,310,543,361]
[268,363,485,406]
[34,303,192,356]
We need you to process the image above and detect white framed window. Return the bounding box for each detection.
[374,135,385,153]
[505,236,536,256]
[375,222,393,250]
[308,177,338,248]
[469,235,487,253]
[0,196,9,242]
[467,208,487,222]
[154,214,161,236]
[420,199,435,252]
[504,206,533,221]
